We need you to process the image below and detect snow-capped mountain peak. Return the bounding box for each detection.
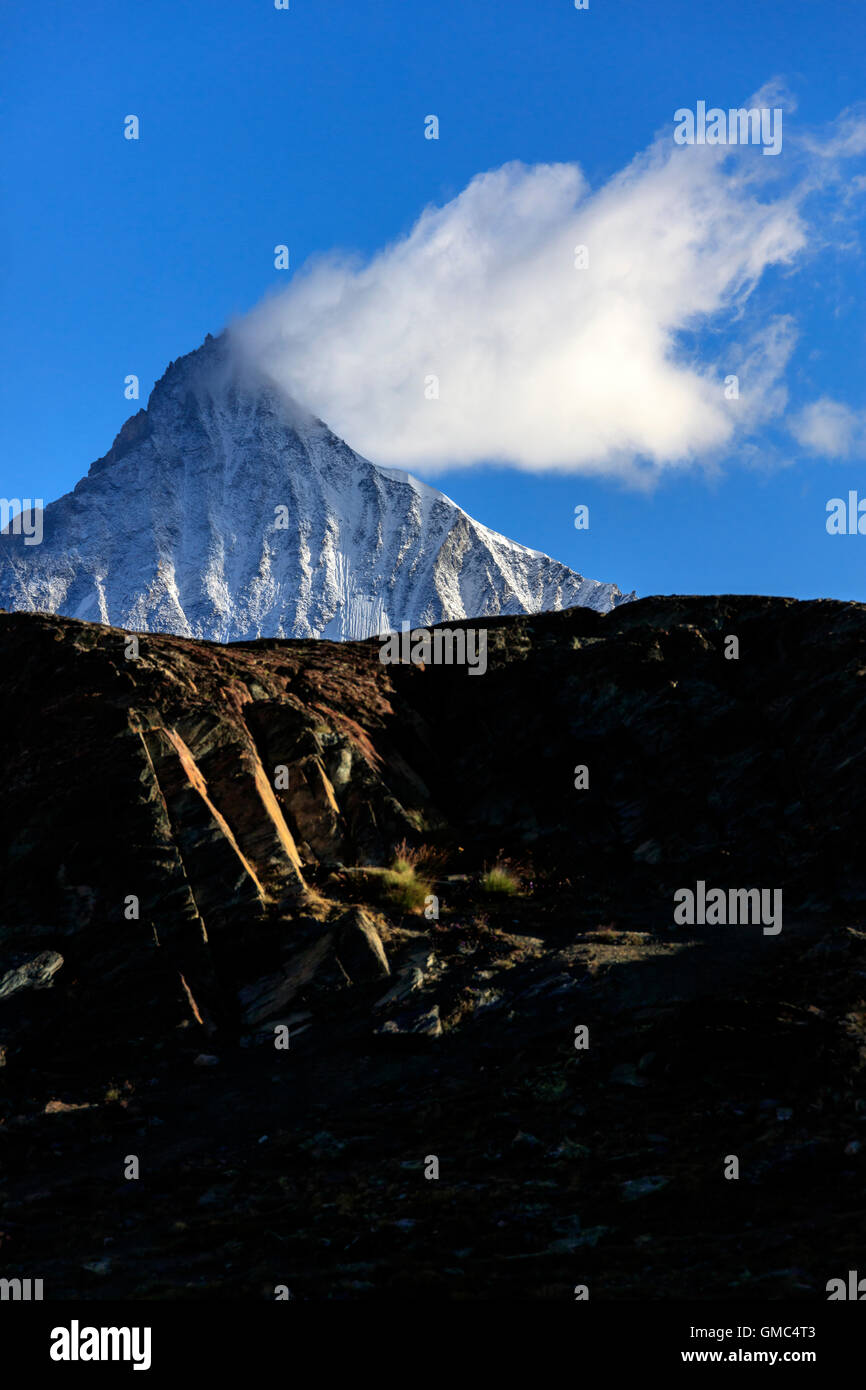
[0,333,634,640]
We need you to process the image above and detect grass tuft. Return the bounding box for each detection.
[382,868,432,914]
[382,842,436,914]
[480,863,520,896]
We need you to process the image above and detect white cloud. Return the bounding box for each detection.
[230,98,864,480]
[790,397,866,458]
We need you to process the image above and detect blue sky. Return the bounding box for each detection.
[3,0,866,601]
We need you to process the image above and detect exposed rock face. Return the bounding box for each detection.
[0,951,64,1001]
[0,334,633,640]
[1,593,865,1064]
[1,595,865,1299]
[334,907,390,984]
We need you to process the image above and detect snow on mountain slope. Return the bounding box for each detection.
[0,333,634,641]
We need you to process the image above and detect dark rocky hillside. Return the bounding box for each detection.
[1,595,865,1299]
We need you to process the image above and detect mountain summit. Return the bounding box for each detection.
[0,334,633,640]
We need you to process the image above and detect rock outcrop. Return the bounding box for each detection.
[1,595,865,1299]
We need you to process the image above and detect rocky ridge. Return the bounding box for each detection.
[1,595,865,1299]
